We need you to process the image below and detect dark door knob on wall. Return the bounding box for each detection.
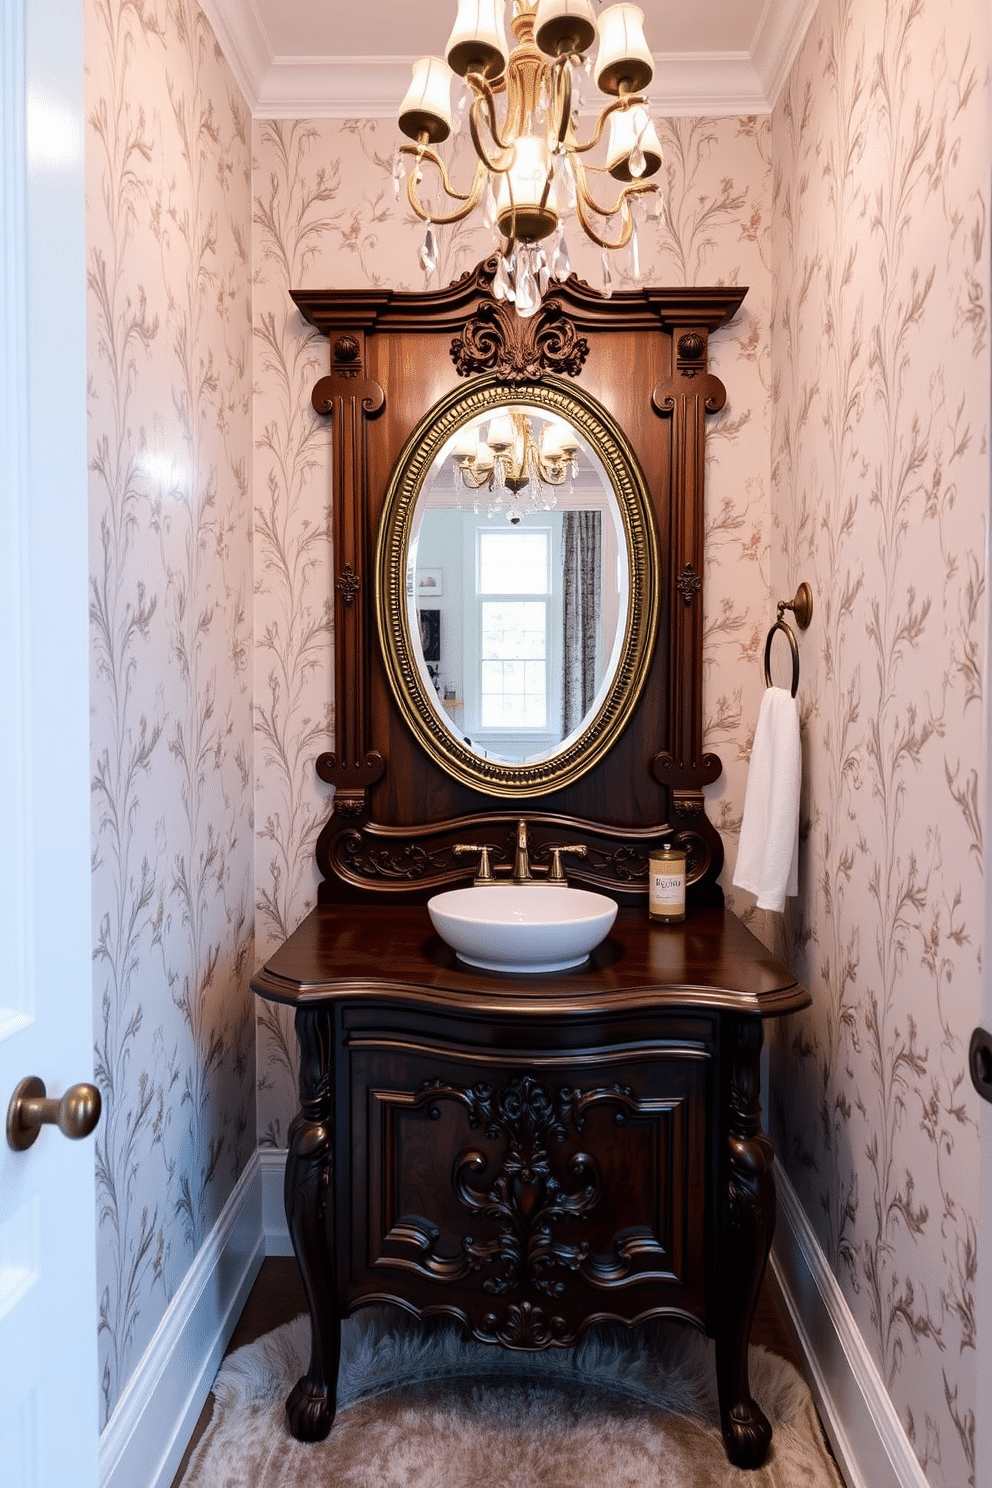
[6,1076,101,1151]
[970,1028,992,1105]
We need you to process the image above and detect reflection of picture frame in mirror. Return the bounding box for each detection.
[417,568,443,598]
[419,608,441,662]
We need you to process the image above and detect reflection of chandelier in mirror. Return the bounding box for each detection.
[452,409,580,520]
[395,1,662,317]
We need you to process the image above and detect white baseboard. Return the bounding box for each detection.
[99,1153,265,1488]
[260,1146,293,1254]
[769,1168,929,1488]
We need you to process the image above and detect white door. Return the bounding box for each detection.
[0,0,98,1484]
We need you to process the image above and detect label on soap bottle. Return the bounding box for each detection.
[649,846,686,923]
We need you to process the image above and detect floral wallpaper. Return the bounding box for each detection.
[86,0,255,1425]
[770,0,988,1484]
[250,113,775,1145]
[81,0,990,1475]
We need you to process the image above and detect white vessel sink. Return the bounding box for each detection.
[427,884,618,973]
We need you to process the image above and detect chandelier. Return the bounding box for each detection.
[452,408,580,520]
[395,1,663,317]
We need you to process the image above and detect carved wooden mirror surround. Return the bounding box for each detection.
[293,258,746,907]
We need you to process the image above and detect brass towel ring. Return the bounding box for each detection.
[763,583,812,698]
[764,619,800,697]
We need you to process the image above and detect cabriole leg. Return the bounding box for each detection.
[716,1015,775,1468]
[284,1006,340,1442]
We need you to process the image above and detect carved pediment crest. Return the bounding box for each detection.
[451,297,589,383]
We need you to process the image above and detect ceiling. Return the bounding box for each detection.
[200,0,820,118]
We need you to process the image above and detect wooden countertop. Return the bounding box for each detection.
[251,905,809,1020]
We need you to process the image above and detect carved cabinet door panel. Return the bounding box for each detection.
[345,1037,710,1348]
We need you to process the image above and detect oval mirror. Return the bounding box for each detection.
[376,378,658,797]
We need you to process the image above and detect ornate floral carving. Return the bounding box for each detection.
[677,562,703,606]
[334,562,361,606]
[478,1302,572,1348]
[337,831,448,881]
[451,299,588,382]
[415,1076,653,1303]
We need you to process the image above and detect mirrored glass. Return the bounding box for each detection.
[405,402,629,766]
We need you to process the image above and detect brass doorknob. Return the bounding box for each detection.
[6,1076,101,1152]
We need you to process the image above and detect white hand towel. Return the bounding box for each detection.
[732,686,800,913]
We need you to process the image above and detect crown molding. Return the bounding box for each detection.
[201,0,813,119]
[256,54,774,119]
[197,0,270,107]
[752,0,821,106]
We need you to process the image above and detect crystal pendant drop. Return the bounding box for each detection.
[391,149,406,201]
[536,246,550,298]
[601,248,613,298]
[482,177,498,233]
[419,222,437,279]
[493,251,514,301]
[558,154,577,212]
[550,227,571,281]
[514,249,540,318]
[629,218,641,281]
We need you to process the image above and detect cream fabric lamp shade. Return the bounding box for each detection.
[606,105,662,180]
[486,413,516,452]
[445,0,510,78]
[495,134,559,242]
[398,56,454,143]
[595,3,654,94]
[534,0,597,56]
[541,418,579,459]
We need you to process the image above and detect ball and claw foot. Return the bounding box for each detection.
[286,1373,335,1442]
[722,1396,772,1469]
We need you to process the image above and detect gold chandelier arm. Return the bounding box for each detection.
[468,88,515,172]
[401,145,487,225]
[456,465,495,491]
[571,164,657,250]
[548,58,573,150]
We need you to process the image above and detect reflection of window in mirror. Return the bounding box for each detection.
[477,528,551,734]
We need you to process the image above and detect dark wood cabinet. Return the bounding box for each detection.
[251,904,809,1467]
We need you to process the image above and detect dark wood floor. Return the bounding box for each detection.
[170,1257,805,1487]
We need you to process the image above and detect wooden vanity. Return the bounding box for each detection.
[254,261,809,1467]
[252,903,808,1467]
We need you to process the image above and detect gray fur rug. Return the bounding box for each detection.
[178,1310,843,1488]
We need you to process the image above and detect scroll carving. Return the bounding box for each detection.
[316,815,713,903]
[451,298,589,381]
[387,1074,671,1332]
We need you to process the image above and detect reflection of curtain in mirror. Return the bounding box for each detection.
[562,510,602,736]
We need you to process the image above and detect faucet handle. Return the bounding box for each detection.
[453,843,495,884]
[546,844,588,884]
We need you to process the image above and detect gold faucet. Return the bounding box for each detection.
[512,819,534,883]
